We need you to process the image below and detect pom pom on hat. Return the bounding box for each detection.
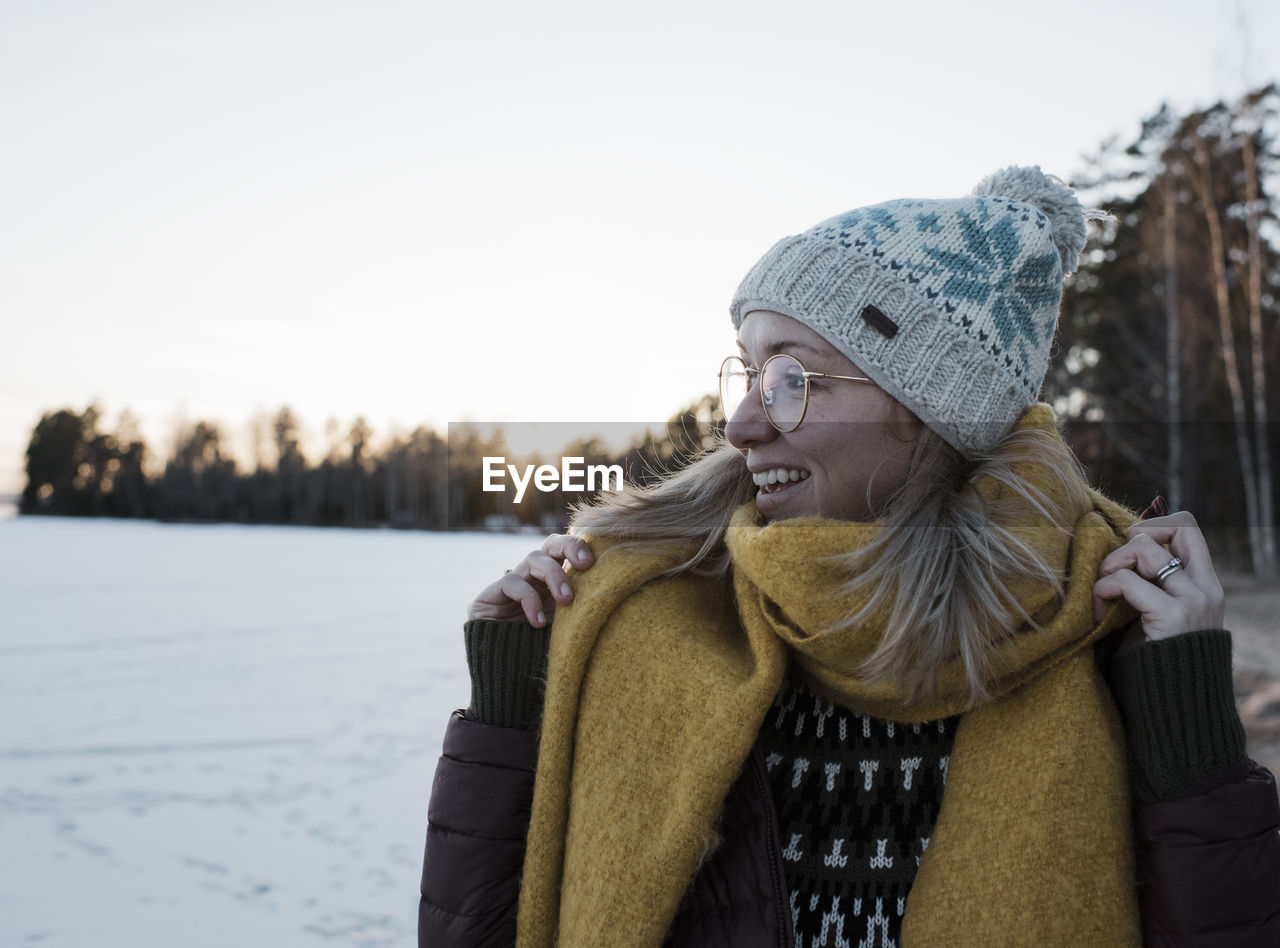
[971,165,1106,276]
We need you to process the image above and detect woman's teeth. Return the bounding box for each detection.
[753,468,810,492]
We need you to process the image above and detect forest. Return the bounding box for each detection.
[20,86,1280,577]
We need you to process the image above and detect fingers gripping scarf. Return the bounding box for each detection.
[516,406,1142,946]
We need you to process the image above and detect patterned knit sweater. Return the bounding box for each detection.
[759,678,958,947]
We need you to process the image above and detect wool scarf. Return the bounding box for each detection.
[516,405,1142,946]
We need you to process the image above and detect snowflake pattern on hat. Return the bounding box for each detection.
[807,195,1062,395]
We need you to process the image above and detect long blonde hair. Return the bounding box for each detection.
[568,416,1095,706]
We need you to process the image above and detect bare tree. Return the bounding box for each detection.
[1240,91,1277,577]
[1188,126,1267,575]
[1161,170,1184,511]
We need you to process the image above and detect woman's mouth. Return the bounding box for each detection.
[752,467,810,496]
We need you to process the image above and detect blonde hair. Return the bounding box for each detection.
[568,418,1095,707]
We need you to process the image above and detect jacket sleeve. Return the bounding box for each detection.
[1106,629,1280,945]
[419,711,540,947]
[419,620,551,947]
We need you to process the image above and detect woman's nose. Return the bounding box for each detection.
[725,390,777,450]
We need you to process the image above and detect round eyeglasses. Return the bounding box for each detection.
[718,353,874,433]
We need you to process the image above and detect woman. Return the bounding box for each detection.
[420,167,1279,946]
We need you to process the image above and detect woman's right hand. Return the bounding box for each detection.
[467,533,595,629]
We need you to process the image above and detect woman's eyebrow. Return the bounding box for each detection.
[736,339,829,359]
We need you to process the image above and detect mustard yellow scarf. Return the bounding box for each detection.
[517,406,1142,946]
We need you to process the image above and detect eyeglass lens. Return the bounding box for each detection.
[719,354,808,432]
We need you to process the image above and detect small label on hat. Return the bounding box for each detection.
[861,305,898,339]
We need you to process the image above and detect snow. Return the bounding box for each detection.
[0,516,541,947]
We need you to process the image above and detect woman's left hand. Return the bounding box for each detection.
[1092,511,1226,642]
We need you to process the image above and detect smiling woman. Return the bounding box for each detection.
[419,167,1280,947]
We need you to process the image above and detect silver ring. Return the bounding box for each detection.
[1153,557,1184,587]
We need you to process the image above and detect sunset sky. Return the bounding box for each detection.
[3,0,1278,498]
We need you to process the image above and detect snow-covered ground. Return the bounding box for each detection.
[0,516,541,947]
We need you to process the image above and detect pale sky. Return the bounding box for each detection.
[3,0,1277,497]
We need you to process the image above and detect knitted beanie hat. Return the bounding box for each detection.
[730,166,1104,456]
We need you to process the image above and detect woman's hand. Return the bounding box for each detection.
[1092,511,1226,642]
[467,534,595,629]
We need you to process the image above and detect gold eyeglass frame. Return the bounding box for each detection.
[718,353,874,433]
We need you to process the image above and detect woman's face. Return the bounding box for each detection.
[726,311,921,522]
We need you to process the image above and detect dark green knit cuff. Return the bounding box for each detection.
[1106,629,1247,804]
[463,619,552,730]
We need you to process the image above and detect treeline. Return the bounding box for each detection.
[1043,82,1280,577]
[19,399,725,531]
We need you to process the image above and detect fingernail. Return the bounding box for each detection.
[577,549,592,563]
[536,611,546,625]
[560,583,572,598]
